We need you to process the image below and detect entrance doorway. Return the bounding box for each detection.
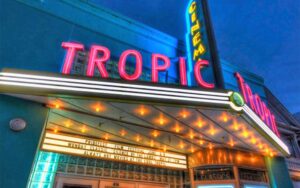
[55,176,169,188]
[55,176,99,188]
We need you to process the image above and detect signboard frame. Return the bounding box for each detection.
[40,130,188,170]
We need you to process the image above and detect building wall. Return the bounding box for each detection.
[0,0,183,82]
[0,95,48,187]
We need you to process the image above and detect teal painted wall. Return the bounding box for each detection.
[0,0,182,84]
[265,157,293,188]
[0,95,48,188]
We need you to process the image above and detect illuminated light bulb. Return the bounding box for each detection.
[221,113,228,122]
[198,121,203,128]
[242,130,249,138]
[210,128,215,136]
[136,105,149,116]
[270,152,274,157]
[163,146,167,152]
[251,157,256,162]
[265,148,269,154]
[136,135,141,142]
[140,109,145,116]
[175,126,180,133]
[150,140,154,147]
[179,143,184,149]
[81,127,86,133]
[104,134,109,140]
[190,147,195,153]
[157,113,168,126]
[237,155,242,161]
[120,129,126,136]
[159,118,165,125]
[189,132,194,139]
[233,120,239,131]
[152,130,159,138]
[234,125,239,131]
[199,140,204,145]
[209,144,213,150]
[180,109,189,119]
[93,103,105,113]
[182,112,187,119]
[55,104,60,109]
[251,137,257,144]
[258,144,263,149]
[223,116,228,122]
[65,121,71,127]
[230,141,234,147]
[54,129,58,133]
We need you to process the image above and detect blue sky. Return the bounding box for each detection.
[92,0,300,114]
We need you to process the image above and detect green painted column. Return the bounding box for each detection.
[0,95,48,187]
[265,156,293,188]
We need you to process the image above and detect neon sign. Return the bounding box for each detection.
[61,42,214,89]
[185,0,215,88]
[235,72,280,136]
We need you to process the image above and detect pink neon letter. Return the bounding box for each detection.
[263,103,272,127]
[194,60,215,89]
[254,94,266,121]
[179,57,187,86]
[118,50,142,81]
[235,72,248,103]
[61,42,84,74]
[271,115,280,137]
[151,54,171,83]
[245,84,257,112]
[86,45,110,77]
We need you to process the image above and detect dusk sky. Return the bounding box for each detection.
[92,0,300,114]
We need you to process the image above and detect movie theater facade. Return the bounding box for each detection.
[1,0,300,188]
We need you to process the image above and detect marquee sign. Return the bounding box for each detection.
[185,0,224,88]
[235,72,280,136]
[41,131,187,169]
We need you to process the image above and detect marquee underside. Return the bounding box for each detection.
[0,69,290,157]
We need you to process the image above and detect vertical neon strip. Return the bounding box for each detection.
[27,151,59,188]
[185,0,194,86]
[194,60,215,88]
[151,54,171,83]
[179,57,188,86]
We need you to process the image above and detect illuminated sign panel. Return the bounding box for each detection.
[185,0,222,88]
[61,42,214,89]
[235,72,280,136]
[41,131,187,169]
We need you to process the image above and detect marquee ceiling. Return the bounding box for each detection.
[12,94,285,157]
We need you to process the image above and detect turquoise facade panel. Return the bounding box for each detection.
[0,95,48,188]
[0,0,183,83]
